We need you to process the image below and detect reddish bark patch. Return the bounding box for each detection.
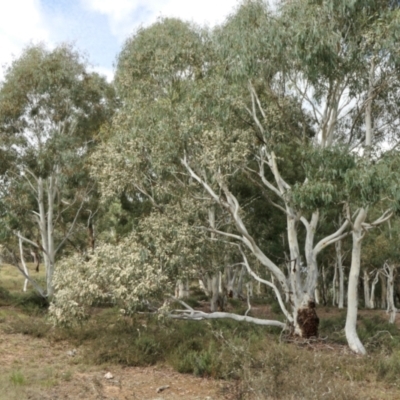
[297,301,319,338]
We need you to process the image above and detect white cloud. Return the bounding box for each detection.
[0,0,49,79]
[157,0,239,27]
[81,0,239,41]
[82,0,138,21]
[89,65,115,83]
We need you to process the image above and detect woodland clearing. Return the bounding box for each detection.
[1,263,400,399]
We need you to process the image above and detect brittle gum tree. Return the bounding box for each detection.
[180,0,400,344]
[0,44,115,297]
[51,1,400,352]
[227,0,400,352]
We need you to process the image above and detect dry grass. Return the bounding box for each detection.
[0,261,45,300]
[1,264,400,399]
[0,323,226,400]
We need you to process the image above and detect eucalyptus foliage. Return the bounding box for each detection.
[0,43,116,295]
[47,1,400,350]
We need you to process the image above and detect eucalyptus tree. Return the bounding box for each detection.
[91,17,259,313]
[180,0,400,345]
[203,0,400,350]
[0,44,116,297]
[50,1,400,351]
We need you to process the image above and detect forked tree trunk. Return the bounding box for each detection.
[288,213,320,337]
[383,263,397,324]
[182,152,347,338]
[17,169,85,299]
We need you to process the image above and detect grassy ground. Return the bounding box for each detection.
[1,263,400,399]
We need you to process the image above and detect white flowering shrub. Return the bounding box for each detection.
[49,235,170,325]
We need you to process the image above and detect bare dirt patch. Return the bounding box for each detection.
[0,329,231,400]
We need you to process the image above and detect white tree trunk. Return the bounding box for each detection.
[321,265,328,305]
[246,281,253,298]
[198,274,211,297]
[183,151,347,338]
[345,208,367,355]
[175,279,190,299]
[363,269,371,309]
[210,273,224,312]
[383,263,397,324]
[18,233,29,292]
[369,269,380,309]
[332,260,338,306]
[380,273,387,309]
[237,265,245,298]
[315,287,321,306]
[17,171,85,298]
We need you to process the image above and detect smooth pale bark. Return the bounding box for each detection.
[170,298,286,329]
[345,208,367,355]
[18,171,85,298]
[369,269,380,309]
[46,175,56,297]
[224,264,246,299]
[225,265,236,298]
[245,284,252,316]
[383,263,397,324]
[183,86,350,337]
[344,57,388,354]
[183,157,289,295]
[18,233,29,292]
[321,265,328,305]
[175,279,190,299]
[239,249,293,323]
[210,273,224,312]
[380,273,387,309]
[315,287,321,306]
[208,206,225,312]
[30,250,40,272]
[287,213,302,308]
[199,274,211,297]
[199,272,223,312]
[171,310,286,328]
[332,261,338,306]
[237,265,245,298]
[363,270,371,309]
[183,149,346,338]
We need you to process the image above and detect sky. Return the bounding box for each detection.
[0,0,241,82]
